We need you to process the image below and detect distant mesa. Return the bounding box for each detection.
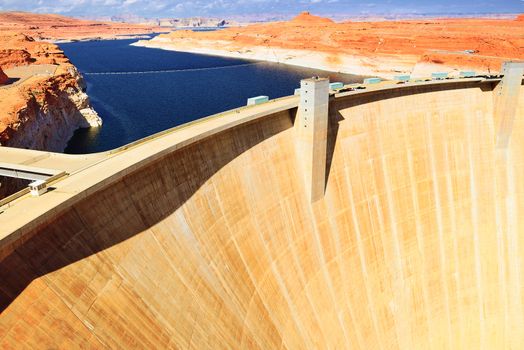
[516,14,524,21]
[0,67,8,85]
[291,11,335,25]
[0,11,162,41]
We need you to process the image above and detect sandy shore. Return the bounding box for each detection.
[132,38,442,79]
[132,36,495,80]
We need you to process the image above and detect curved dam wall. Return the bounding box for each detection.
[1,80,524,349]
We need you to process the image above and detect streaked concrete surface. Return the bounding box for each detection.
[0,95,299,254]
[296,77,329,202]
[0,78,523,349]
[494,62,524,147]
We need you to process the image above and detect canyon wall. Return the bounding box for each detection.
[0,33,102,149]
[0,32,102,151]
[0,68,101,151]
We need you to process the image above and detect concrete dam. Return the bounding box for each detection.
[1,66,524,349]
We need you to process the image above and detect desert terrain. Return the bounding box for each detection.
[0,11,164,42]
[136,12,524,78]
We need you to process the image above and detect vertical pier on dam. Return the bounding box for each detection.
[494,61,524,147]
[295,77,329,202]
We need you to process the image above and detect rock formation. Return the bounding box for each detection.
[0,33,101,151]
[516,14,524,21]
[0,69,102,150]
[0,32,69,67]
[0,67,8,85]
[111,15,237,28]
[291,11,335,24]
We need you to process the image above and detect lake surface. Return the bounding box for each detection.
[60,38,364,154]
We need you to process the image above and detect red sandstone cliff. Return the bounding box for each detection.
[0,67,101,149]
[291,11,334,24]
[0,33,101,151]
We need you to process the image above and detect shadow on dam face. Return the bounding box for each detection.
[1,81,524,349]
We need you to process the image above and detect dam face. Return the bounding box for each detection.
[1,80,524,349]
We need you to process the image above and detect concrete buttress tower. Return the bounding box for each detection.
[296,77,329,202]
[494,61,524,148]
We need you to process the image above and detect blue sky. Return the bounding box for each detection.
[0,0,522,18]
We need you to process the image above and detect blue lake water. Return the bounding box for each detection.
[60,38,363,154]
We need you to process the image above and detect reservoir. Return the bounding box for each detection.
[60,38,363,154]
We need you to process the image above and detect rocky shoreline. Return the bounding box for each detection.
[1,67,101,151]
[132,38,408,79]
[0,34,102,151]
